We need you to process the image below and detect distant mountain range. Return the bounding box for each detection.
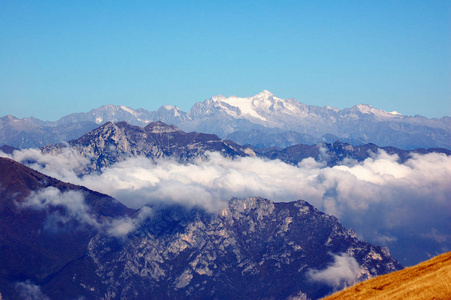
[0,157,402,299]
[1,91,450,149]
[38,121,450,175]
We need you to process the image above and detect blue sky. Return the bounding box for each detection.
[1,0,450,120]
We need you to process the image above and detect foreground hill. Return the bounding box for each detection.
[324,251,451,300]
[0,157,132,299]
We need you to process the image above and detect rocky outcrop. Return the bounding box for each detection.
[43,121,249,173]
[88,197,402,299]
[0,157,402,299]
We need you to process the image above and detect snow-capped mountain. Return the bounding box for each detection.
[1,91,450,149]
[57,104,190,126]
[184,91,451,149]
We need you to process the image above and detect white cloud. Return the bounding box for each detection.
[3,149,451,263]
[15,280,49,300]
[307,253,360,289]
[372,233,398,245]
[106,206,153,238]
[20,187,101,229]
[421,228,450,244]
[19,186,153,238]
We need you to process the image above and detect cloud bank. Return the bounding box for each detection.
[19,186,153,238]
[307,253,360,289]
[21,187,101,230]
[15,280,50,300]
[2,148,450,264]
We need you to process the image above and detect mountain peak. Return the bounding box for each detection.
[144,121,181,133]
[255,90,274,97]
[162,105,176,110]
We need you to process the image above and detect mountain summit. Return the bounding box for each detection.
[44,121,249,173]
[86,196,403,299]
[1,91,450,149]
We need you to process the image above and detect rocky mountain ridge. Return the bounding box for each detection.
[36,121,450,175]
[255,140,451,166]
[88,197,402,299]
[1,91,450,149]
[0,157,402,299]
[42,121,250,173]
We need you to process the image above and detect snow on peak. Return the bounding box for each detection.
[219,94,267,121]
[389,111,402,116]
[256,90,274,97]
[355,104,374,114]
[206,90,306,121]
[210,94,226,102]
[353,104,403,118]
[163,105,182,117]
[120,105,138,117]
[326,105,339,112]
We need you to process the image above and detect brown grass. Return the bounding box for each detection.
[323,251,451,300]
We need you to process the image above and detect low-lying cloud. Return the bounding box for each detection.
[19,186,153,238]
[2,148,450,265]
[307,253,360,289]
[21,187,101,230]
[15,280,50,300]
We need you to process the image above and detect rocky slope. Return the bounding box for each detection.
[0,157,402,299]
[87,197,402,300]
[43,121,250,173]
[0,157,132,299]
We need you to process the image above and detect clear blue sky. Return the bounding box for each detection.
[1,0,450,120]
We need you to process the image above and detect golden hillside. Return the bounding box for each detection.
[324,251,451,300]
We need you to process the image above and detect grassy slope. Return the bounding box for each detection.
[324,251,451,300]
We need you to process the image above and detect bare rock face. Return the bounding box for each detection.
[88,197,402,300]
[43,121,248,173]
[0,158,402,300]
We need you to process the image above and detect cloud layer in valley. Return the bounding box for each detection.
[307,253,360,289]
[2,148,450,265]
[19,185,153,239]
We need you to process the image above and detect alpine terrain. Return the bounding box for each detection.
[0,157,402,299]
[1,91,449,150]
